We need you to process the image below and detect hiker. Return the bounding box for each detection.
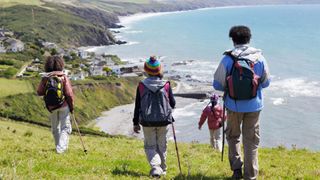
[133,56,176,178]
[213,25,271,180]
[198,94,225,152]
[37,56,74,154]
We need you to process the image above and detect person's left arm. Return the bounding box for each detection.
[64,77,74,113]
[168,85,176,109]
[259,56,271,88]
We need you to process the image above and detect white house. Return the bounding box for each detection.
[78,49,89,59]
[110,65,121,75]
[0,29,13,37]
[0,44,5,53]
[6,39,24,52]
[70,71,86,81]
[26,65,39,72]
[90,65,105,76]
[42,42,57,49]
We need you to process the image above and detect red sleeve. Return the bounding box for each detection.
[198,108,208,127]
[37,78,47,96]
[64,76,74,111]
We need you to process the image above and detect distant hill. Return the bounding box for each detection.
[0,0,319,47]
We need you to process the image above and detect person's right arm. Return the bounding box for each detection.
[133,86,140,126]
[213,56,229,92]
[198,107,208,129]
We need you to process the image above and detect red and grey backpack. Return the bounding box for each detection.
[225,51,260,100]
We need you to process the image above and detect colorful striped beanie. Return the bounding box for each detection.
[144,56,162,76]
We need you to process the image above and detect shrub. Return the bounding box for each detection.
[0,59,15,66]
[1,67,18,78]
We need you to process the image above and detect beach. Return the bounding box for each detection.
[94,81,212,140]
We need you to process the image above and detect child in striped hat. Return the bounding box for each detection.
[133,56,176,177]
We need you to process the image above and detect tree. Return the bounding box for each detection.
[50,48,57,55]
[103,67,112,76]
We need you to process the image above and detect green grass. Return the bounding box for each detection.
[0,64,10,69]
[0,78,34,98]
[0,77,140,126]
[0,4,109,46]
[0,118,319,179]
[0,0,42,7]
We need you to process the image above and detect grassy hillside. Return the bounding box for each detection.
[0,118,319,179]
[0,3,116,46]
[0,0,42,7]
[0,77,139,128]
[0,78,34,98]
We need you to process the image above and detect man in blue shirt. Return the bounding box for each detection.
[213,25,271,180]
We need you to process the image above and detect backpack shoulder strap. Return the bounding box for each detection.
[163,81,170,97]
[138,82,145,98]
[224,51,237,61]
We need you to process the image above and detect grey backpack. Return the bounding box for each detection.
[138,81,172,126]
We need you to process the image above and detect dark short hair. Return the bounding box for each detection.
[44,56,65,72]
[229,25,251,45]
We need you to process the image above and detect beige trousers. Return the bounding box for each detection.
[50,106,72,154]
[142,126,169,174]
[226,110,260,180]
[209,128,222,152]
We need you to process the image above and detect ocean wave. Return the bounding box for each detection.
[269,78,320,97]
[124,41,140,46]
[84,46,103,52]
[173,101,206,118]
[270,97,286,105]
[124,30,143,34]
[173,109,196,117]
[119,11,182,26]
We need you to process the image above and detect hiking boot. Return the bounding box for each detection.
[150,167,162,178]
[232,169,243,180]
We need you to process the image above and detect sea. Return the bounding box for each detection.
[89,4,320,151]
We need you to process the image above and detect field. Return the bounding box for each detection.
[0,0,42,7]
[0,78,33,98]
[0,118,319,179]
[0,77,139,127]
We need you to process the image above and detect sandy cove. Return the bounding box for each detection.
[94,81,213,139]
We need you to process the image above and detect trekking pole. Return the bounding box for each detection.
[72,113,88,154]
[221,103,226,162]
[171,122,182,175]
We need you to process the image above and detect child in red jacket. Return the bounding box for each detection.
[198,94,225,152]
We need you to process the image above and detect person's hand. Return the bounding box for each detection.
[133,125,141,133]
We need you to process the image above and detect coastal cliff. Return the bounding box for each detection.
[2,0,319,47]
